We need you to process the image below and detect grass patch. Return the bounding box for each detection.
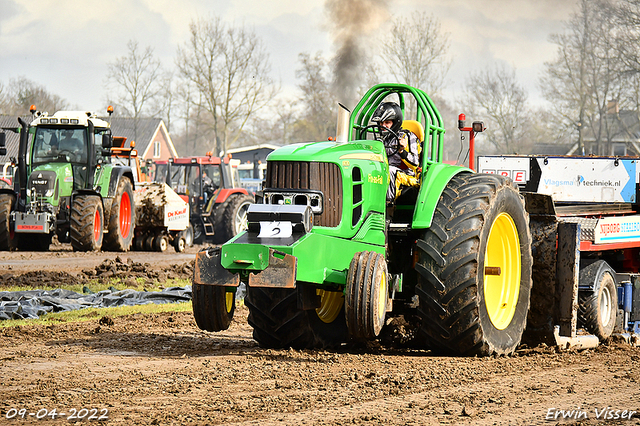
[0,278,191,294]
[0,301,193,328]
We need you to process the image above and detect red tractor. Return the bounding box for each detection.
[162,153,254,245]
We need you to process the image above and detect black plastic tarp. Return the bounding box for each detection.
[0,286,192,321]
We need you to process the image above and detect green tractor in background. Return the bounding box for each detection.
[0,107,135,252]
[193,83,533,356]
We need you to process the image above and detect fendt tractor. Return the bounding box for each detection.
[0,107,135,252]
[192,83,640,356]
[162,154,254,245]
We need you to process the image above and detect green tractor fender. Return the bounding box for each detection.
[106,166,135,196]
[412,162,472,229]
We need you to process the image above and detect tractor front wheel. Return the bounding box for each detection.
[345,251,388,340]
[70,195,104,252]
[192,284,235,332]
[103,178,135,251]
[415,173,533,356]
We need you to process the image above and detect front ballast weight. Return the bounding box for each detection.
[193,204,310,290]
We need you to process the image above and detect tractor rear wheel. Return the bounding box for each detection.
[103,178,135,251]
[214,194,253,244]
[0,193,17,250]
[578,260,617,341]
[415,173,532,356]
[70,195,104,251]
[192,284,235,332]
[182,224,194,247]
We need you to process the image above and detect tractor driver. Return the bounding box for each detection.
[371,102,420,204]
[58,130,86,161]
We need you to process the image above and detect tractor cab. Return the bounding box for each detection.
[166,155,228,215]
[164,153,252,244]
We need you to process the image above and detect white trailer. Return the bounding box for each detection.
[133,182,190,252]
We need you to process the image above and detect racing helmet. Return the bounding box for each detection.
[371,102,403,136]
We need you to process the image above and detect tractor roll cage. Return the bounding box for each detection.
[348,83,446,165]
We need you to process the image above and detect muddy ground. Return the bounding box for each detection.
[1,245,640,425]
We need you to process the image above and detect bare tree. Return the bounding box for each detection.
[105,40,164,142]
[464,65,530,154]
[379,12,451,96]
[149,71,175,132]
[1,77,69,115]
[176,16,279,156]
[540,0,627,154]
[293,52,337,142]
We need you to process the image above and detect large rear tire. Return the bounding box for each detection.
[415,173,533,356]
[245,287,314,349]
[245,286,348,349]
[192,284,235,332]
[70,195,104,252]
[578,260,617,340]
[103,178,135,251]
[214,194,253,244]
[0,193,17,250]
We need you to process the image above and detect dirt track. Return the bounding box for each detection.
[1,247,640,425]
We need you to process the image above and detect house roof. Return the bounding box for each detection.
[0,115,32,159]
[101,117,165,153]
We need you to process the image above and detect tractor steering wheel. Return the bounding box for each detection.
[358,124,402,157]
[57,150,77,162]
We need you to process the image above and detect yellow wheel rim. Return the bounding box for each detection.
[377,271,387,323]
[484,212,521,330]
[225,291,234,313]
[316,289,344,324]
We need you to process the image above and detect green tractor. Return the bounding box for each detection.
[193,83,533,356]
[0,107,135,252]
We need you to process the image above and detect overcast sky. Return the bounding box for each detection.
[0,0,578,114]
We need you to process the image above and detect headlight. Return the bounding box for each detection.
[45,189,54,197]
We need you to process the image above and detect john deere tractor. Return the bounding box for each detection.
[193,83,533,356]
[0,107,135,252]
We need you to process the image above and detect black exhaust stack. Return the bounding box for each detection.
[17,117,29,211]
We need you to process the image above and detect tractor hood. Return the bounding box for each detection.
[267,140,385,163]
[29,163,74,205]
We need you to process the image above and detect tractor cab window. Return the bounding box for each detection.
[155,163,168,183]
[201,165,221,189]
[169,165,187,194]
[32,127,88,165]
[94,130,111,162]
